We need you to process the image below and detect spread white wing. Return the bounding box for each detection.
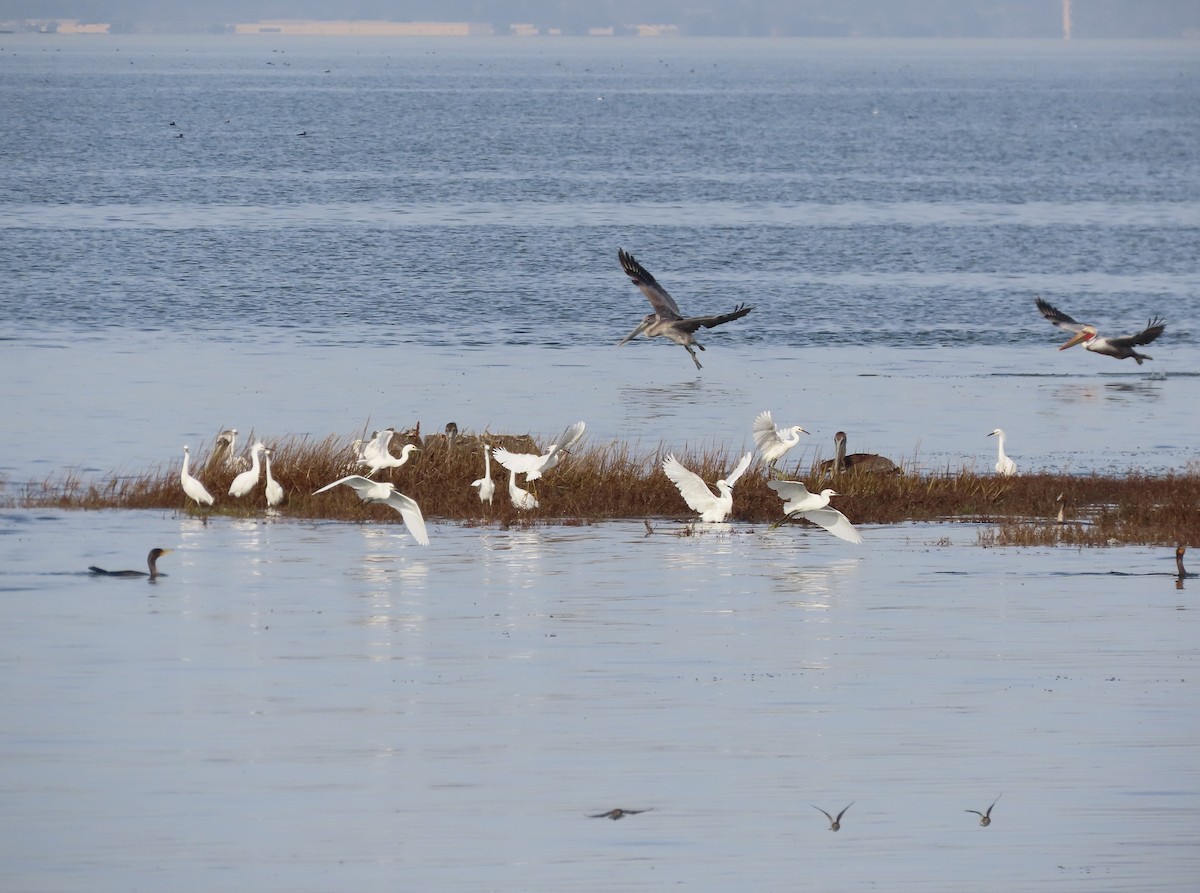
[661,454,720,515]
[378,491,430,546]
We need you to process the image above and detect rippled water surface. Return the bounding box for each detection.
[1,35,1198,892]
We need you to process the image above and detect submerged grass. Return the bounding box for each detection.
[7,430,1199,547]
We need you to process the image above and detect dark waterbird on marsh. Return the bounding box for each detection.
[617,248,752,370]
[813,802,853,831]
[818,431,901,476]
[966,793,1002,827]
[589,808,651,820]
[1035,297,1165,364]
[89,548,172,580]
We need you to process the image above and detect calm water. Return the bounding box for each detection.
[1,36,1199,892]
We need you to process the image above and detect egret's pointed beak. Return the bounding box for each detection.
[616,318,651,346]
[1060,330,1090,351]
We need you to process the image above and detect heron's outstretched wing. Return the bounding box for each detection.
[752,410,781,453]
[555,421,587,452]
[673,304,753,334]
[767,479,817,513]
[619,248,684,320]
[313,474,382,497]
[1035,297,1086,334]
[1111,317,1166,348]
[378,491,430,546]
[724,451,753,488]
[492,446,543,474]
[661,454,720,515]
[799,508,864,544]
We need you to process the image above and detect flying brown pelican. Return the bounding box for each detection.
[1035,297,1165,364]
[813,802,853,832]
[966,794,1001,827]
[752,410,808,475]
[989,429,1018,477]
[180,445,215,506]
[589,808,652,820]
[313,475,429,545]
[89,548,172,580]
[662,452,753,523]
[767,480,863,544]
[819,432,900,475]
[617,248,752,370]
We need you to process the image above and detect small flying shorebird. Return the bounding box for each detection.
[1035,296,1165,364]
[589,808,652,820]
[813,802,853,831]
[617,248,752,370]
[966,793,1002,827]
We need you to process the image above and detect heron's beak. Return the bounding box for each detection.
[1059,331,1090,351]
[616,318,651,346]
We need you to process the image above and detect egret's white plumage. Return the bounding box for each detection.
[752,410,808,471]
[493,421,586,481]
[661,451,753,523]
[358,428,419,476]
[507,468,539,510]
[312,474,429,545]
[228,442,266,497]
[470,444,496,504]
[180,445,215,506]
[767,479,863,544]
[989,429,1018,476]
[263,448,284,507]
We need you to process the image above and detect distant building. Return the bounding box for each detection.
[232,20,492,37]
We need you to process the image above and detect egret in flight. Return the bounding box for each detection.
[89,548,172,580]
[507,467,539,510]
[358,428,420,476]
[752,410,808,475]
[470,444,496,505]
[1036,296,1165,364]
[661,452,753,523]
[617,248,752,370]
[989,429,1017,477]
[493,421,586,481]
[229,442,266,497]
[180,445,215,506]
[263,448,285,508]
[313,475,429,545]
[767,480,863,544]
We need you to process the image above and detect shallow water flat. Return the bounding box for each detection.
[0,510,1195,892]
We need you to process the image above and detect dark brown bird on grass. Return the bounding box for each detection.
[966,793,1002,826]
[819,432,900,476]
[88,548,172,580]
[813,802,853,831]
[1177,546,1188,590]
[589,808,651,820]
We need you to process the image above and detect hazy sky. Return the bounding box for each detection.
[1,0,1197,38]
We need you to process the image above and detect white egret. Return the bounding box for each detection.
[1036,296,1165,364]
[493,421,586,481]
[617,248,753,370]
[313,475,429,545]
[358,427,420,476]
[180,445,215,506]
[989,429,1017,476]
[813,802,854,832]
[228,442,266,497]
[767,479,864,544]
[263,448,285,508]
[507,468,539,510]
[470,444,496,504]
[661,451,753,523]
[819,431,901,475]
[89,548,172,580]
[752,410,808,474]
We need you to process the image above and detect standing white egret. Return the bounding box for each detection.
[313,475,429,545]
[766,479,863,544]
[1036,296,1165,364]
[263,448,285,508]
[752,410,808,475]
[493,421,586,481]
[470,444,496,505]
[661,452,753,523]
[358,428,420,476]
[617,249,753,370]
[228,442,266,497]
[180,445,215,506]
[989,429,1018,476]
[507,468,539,510]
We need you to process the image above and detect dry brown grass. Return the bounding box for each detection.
[6,430,1198,546]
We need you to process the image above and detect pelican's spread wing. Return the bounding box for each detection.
[379,491,430,545]
[492,446,543,475]
[1035,297,1086,333]
[619,248,684,319]
[800,508,864,544]
[675,303,753,334]
[724,451,753,488]
[661,454,720,515]
[752,410,780,452]
[313,474,381,497]
[1112,317,1166,348]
